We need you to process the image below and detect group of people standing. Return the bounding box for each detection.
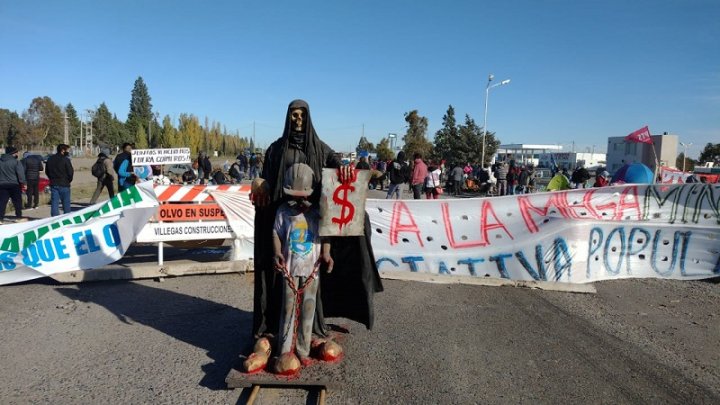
[546,165,610,191]
[227,152,263,184]
[492,161,537,196]
[379,152,485,200]
[0,143,75,224]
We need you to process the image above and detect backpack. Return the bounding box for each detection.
[92,158,107,179]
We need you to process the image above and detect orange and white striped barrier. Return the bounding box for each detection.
[136,184,252,264]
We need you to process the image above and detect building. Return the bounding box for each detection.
[606,133,678,174]
[495,144,564,166]
[537,152,607,170]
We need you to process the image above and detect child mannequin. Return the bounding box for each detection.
[272,163,333,375]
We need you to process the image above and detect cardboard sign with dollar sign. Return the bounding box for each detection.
[319,168,371,237]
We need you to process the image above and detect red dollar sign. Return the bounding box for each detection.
[332,183,355,230]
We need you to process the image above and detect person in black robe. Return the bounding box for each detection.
[251,99,383,341]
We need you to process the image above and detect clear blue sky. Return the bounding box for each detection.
[1,0,718,158]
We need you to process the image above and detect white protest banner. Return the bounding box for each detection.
[208,190,255,239]
[319,168,371,236]
[366,184,720,283]
[132,148,192,165]
[659,167,693,184]
[0,183,159,285]
[208,190,256,260]
[136,222,235,242]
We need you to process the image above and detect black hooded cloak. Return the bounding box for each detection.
[253,99,383,338]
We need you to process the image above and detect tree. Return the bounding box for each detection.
[64,103,82,144]
[0,109,25,147]
[455,114,483,164]
[356,136,375,153]
[375,137,394,161]
[432,105,461,163]
[159,115,177,147]
[178,114,203,155]
[126,76,153,143]
[402,110,432,159]
[23,96,64,147]
[479,128,501,165]
[93,102,115,147]
[676,153,696,172]
[134,125,148,149]
[698,143,720,165]
[148,115,161,148]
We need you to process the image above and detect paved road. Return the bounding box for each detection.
[1,274,718,404]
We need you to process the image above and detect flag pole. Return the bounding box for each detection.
[650,139,660,183]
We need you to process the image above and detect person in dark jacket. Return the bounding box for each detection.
[0,147,26,224]
[89,152,117,204]
[385,151,410,199]
[571,165,591,189]
[22,151,43,209]
[114,142,134,192]
[46,144,74,216]
[211,166,228,185]
[517,166,530,194]
[197,151,212,184]
[355,156,371,170]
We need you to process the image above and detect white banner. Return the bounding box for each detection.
[0,183,159,285]
[319,168,371,236]
[659,167,693,184]
[136,222,235,242]
[132,148,192,165]
[367,184,720,283]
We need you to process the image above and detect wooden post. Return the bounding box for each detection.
[650,141,660,183]
[247,385,261,405]
[158,242,164,266]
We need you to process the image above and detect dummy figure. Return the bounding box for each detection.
[270,163,338,374]
[244,100,382,374]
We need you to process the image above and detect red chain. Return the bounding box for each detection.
[278,262,320,354]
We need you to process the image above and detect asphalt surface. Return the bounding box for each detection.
[1,274,718,404]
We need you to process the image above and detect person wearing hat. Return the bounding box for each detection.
[593,170,610,187]
[0,146,26,224]
[246,163,335,376]
[89,152,117,204]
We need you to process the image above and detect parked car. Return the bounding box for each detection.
[21,177,50,193]
[39,177,50,193]
[165,163,193,178]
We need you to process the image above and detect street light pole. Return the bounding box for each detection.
[481,74,510,166]
[679,142,692,172]
[388,133,397,151]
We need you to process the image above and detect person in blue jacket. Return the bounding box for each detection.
[113,143,135,192]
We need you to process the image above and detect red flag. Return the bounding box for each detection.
[625,126,654,144]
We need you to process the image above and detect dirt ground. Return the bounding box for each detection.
[0,274,717,404]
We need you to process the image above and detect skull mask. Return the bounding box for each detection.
[290,108,305,133]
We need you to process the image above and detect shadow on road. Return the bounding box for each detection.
[56,280,252,390]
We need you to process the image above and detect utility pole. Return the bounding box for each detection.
[253,121,256,151]
[63,112,69,145]
[362,123,365,139]
[79,113,84,153]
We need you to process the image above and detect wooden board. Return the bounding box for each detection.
[226,357,341,389]
[226,368,333,389]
